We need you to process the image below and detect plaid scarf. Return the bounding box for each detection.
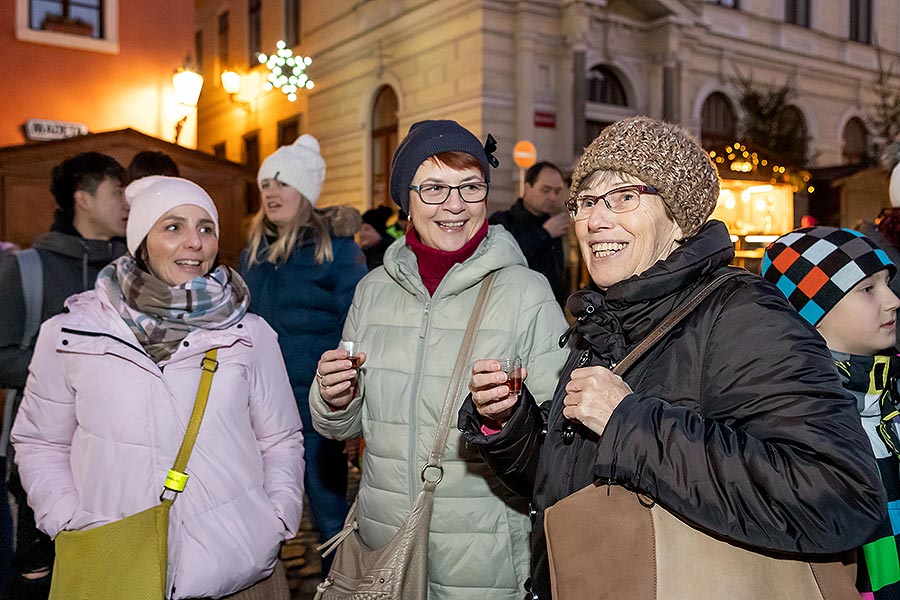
[96,255,250,363]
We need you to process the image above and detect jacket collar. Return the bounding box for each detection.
[58,291,252,375]
[566,220,735,363]
[32,231,127,264]
[510,198,548,224]
[382,225,526,299]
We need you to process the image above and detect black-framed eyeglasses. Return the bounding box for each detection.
[565,185,660,220]
[409,182,489,205]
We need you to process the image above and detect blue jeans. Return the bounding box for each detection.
[299,412,349,574]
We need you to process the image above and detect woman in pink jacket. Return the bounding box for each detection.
[11,176,305,599]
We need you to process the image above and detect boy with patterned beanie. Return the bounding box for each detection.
[763,226,900,599]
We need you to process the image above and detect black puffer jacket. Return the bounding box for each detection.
[459,220,886,600]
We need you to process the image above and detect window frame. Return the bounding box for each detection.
[218,11,230,70]
[16,0,118,54]
[248,0,261,68]
[849,0,872,44]
[284,0,300,47]
[195,30,204,72]
[785,0,811,28]
[277,115,302,147]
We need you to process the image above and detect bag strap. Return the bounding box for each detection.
[16,249,44,350]
[0,250,44,458]
[611,269,744,377]
[160,349,219,504]
[422,271,497,486]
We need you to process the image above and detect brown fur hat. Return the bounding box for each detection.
[570,116,720,237]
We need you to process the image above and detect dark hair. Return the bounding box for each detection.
[127,151,180,182]
[426,151,485,177]
[50,152,126,216]
[524,161,563,187]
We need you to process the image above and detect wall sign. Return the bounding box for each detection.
[24,119,89,141]
[534,111,556,128]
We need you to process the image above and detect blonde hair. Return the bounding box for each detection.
[245,195,334,266]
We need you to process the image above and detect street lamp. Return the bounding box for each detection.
[172,64,203,144]
[173,67,203,107]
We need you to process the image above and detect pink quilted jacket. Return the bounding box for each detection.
[12,290,304,599]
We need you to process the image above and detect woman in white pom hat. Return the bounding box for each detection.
[239,135,367,570]
[12,176,304,599]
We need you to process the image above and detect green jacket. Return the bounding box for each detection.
[311,226,568,599]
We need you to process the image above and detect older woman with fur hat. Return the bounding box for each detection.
[311,120,568,598]
[460,116,886,599]
[239,135,367,571]
[12,176,304,599]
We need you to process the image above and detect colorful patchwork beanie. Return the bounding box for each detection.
[761,226,895,326]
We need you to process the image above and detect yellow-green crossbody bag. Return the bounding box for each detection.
[48,349,219,600]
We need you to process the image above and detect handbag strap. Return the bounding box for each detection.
[422,271,497,486]
[611,269,743,377]
[160,348,219,503]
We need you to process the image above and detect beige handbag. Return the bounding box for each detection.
[543,270,857,599]
[314,272,497,600]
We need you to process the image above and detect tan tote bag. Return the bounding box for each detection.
[314,272,497,600]
[543,270,858,599]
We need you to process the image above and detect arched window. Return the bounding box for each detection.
[842,117,869,164]
[588,66,627,106]
[700,92,737,149]
[371,86,399,208]
[778,106,808,165]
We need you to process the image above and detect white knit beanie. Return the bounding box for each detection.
[257,134,326,205]
[124,176,219,256]
[890,162,900,208]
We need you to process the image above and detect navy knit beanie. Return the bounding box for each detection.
[389,120,497,213]
[762,226,895,326]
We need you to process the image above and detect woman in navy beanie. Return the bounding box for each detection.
[311,120,568,598]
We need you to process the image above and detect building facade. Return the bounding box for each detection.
[0,0,198,148]
[194,0,900,217]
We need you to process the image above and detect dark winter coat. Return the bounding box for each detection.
[239,230,367,422]
[489,200,567,306]
[459,220,886,600]
[0,218,126,389]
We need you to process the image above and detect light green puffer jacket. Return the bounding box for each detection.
[310,226,568,599]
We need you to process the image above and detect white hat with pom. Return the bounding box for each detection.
[257,134,326,206]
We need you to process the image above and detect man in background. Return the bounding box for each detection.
[490,161,570,305]
[0,152,128,599]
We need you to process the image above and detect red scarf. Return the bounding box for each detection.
[406,221,489,295]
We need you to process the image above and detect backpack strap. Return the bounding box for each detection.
[1,250,44,457]
[16,249,44,350]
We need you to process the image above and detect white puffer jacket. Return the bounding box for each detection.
[311,226,568,599]
[12,291,304,599]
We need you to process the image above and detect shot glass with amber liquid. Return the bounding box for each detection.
[339,340,362,397]
[498,357,523,396]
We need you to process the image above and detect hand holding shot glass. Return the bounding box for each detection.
[468,356,527,426]
[315,339,366,408]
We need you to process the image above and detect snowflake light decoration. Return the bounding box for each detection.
[258,40,314,102]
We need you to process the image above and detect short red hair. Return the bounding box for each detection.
[427,151,484,178]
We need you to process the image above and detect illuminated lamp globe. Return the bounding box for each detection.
[173,67,204,107]
[220,70,242,96]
